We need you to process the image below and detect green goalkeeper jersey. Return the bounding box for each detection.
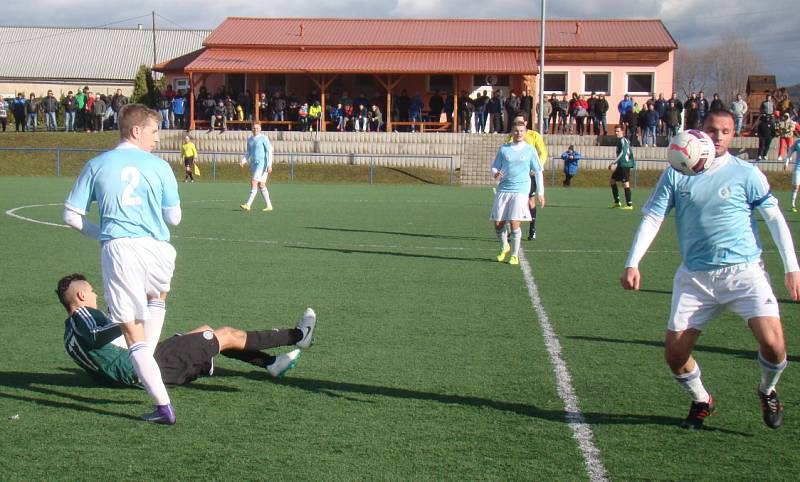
[615,137,636,169]
[63,307,139,386]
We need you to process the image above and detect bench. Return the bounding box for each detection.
[392,121,451,133]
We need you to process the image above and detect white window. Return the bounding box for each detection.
[174,78,190,92]
[543,72,568,94]
[583,72,610,95]
[626,73,654,95]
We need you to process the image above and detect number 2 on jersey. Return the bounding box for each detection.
[121,166,143,206]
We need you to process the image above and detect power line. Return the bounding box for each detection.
[153,12,208,41]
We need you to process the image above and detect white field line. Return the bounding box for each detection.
[518,248,609,482]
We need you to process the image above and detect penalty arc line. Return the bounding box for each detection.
[518,248,609,482]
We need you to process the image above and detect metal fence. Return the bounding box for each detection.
[0,147,458,184]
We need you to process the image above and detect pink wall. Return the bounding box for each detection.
[542,50,674,125]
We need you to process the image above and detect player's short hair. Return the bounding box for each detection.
[118,104,161,139]
[55,273,87,311]
[704,108,735,126]
[514,113,529,123]
[512,120,526,128]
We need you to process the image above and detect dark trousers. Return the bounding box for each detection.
[0,117,6,131]
[15,116,25,131]
[758,137,772,159]
[491,113,503,133]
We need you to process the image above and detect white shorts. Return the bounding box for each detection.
[668,262,780,332]
[101,237,177,324]
[489,192,531,222]
[252,170,269,183]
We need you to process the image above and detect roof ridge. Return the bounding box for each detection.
[222,17,665,23]
[0,25,212,31]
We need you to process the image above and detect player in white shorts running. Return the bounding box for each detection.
[63,104,182,425]
[490,121,544,266]
[239,123,274,212]
[621,109,800,430]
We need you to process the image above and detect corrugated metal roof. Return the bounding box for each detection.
[186,49,537,74]
[0,26,212,81]
[204,18,676,50]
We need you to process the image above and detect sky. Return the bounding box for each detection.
[3,0,798,85]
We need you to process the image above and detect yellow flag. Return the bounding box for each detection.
[193,163,201,177]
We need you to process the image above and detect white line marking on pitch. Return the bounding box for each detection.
[5,204,70,228]
[518,249,609,482]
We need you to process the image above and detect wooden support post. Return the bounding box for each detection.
[452,75,458,133]
[254,75,260,125]
[189,72,195,130]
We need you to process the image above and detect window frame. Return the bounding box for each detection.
[582,72,611,95]
[625,72,655,96]
[542,71,569,95]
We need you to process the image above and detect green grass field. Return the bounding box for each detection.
[1,177,799,480]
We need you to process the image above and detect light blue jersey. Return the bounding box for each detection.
[246,134,272,177]
[65,145,180,242]
[643,154,776,271]
[788,139,800,171]
[492,143,541,194]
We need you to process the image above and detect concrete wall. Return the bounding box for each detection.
[0,81,134,99]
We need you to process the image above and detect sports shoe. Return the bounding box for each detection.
[680,395,715,429]
[621,204,634,211]
[140,403,176,425]
[496,244,511,262]
[792,207,797,213]
[267,349,301,378]
[610,202,622,209]
[295,308,317,349]
[527,229,536,241]
[240,203,251,212]
[758,389,784,429]
[262,205,273,212]
[508,255,519,265]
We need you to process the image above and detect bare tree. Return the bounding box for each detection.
[674,36,763,103]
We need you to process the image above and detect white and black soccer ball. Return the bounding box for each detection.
[667,129,716,176]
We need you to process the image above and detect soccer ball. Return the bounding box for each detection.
[667,130,715,176]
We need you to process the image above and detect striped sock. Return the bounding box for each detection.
[145,299,166,348]
[758,352,787,395]
[673,364,709,403]
[129,342,170,405]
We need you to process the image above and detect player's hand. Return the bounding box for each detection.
[783,165,787,172]
[607,163,614,170]
[785,271,800,301]
[268,166,273,174]
[538,194,546,208]
[620,267,640,290]
[240,157,247,166]
[494,171,502,181]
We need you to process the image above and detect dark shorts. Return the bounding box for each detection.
[184,156,194,167]
[611,166,631,183]
[154,331,219,386]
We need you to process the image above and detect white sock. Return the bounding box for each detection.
[129,342,170,405]
[673,364,710,403]
[245,189,256,207]
[510,227,522,256]
[791,189,797,208]
[496,227,508,248]
[145,299,166,348]
[758,352,787,395]
[260,187,272,207]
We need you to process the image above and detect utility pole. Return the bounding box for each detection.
[152,11,157,78]
[537,0,546,135]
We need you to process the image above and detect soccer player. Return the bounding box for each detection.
[620,109,800,430]
[608,126,636,210]
[782,137,800,212]
[490,121,544,265]
[239,123,274,212]
[56,274,317,388]
[63,104,181,424]
[503,114,548,240]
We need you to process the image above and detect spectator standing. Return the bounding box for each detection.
[83,92,95,132]
[91,93,106,132]
[26,93,40,132]
[776,113,796,162]
[561,145,580,186]
[586,92,597,135]
[271,92,286,122]
[13,93,27,131]
[730,94,748,137]
[157,93,171,129]
[308,101,322,131]
[618,94,634,134]
[684,95,699,130]
[696,91,709,125]
[668,92,683,129]
[489,91,504,133]
[171,93,186,130]
[573,95,588,135]
[63,91,77,132]
[41,90,60,131]
[297,102,309,131]
[538,98,552,134]
[709,93,724,111]
[665,100,681,138]
[428,91,444,122]
[332,103,345,131]
[0,95,7,132]
[473,92,488,134]
[755,114,776,161]
[110,89,129,130]
[594,94,609,135]
[409,93,423,132]
[505,91,520,132]
[75,87,87,131]
[458,92,474,133]
[642,103,660,146]
[444,92,454,124]
[654,93,668,135]
[520,90,534,125]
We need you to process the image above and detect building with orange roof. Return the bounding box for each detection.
[155,18,677,131]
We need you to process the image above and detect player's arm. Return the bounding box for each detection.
[491,150,503,180]
[71,308,124,347]
[161,164,182,226]
[266,141,274,173]
[758,204,800,301]
[63,206,100,240]
[621,212,664,290]
[530,154,545,207]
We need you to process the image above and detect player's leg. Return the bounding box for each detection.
[622,179,633,208]
[748,316,787,429]
[527,196,537,240]
[609,177,620,207]
[791,170,799,212]
[241,178,259,211]
[508,220,522,265]
[666,266,720,428]
[493,220,510,262]
[258,178,273,211]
